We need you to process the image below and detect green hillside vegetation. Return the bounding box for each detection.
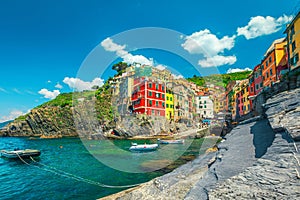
[187,71,252,87]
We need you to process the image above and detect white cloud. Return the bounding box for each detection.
[101,37,154,66]
[25,90,36,95]
[101,38,127,57]
[198,55,237,68]
[237,15,293,39]
[63,77,104,91]
[155,64,167,71]
[122,54,153,66]
[172,74,184,79]
[38,89,60,99]
[182,29,236,56]
[0,110,28,123]
[0,87,8,93]
[226,67,252,74]
[47,80,51,83]
[13,88,22,94]
[182,29,237,67]
[55,82,63,89]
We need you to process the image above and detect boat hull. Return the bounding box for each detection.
[158,139,184,144]
[0,149,41,159]
[129,144,159,152]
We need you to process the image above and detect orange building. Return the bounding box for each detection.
[262,38,287,88]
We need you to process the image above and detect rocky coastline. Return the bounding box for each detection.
[99,87,300,200]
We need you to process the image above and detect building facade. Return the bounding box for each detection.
[131,77,166,117]
[262,38,287,87]
[165,89,174,120]
[285,11,300,71]
[253,64,263,95]
[196,95,214,119]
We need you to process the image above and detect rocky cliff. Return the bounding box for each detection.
[99,86,300,199]
[0,87,193,138]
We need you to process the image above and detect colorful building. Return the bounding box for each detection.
[285,11,300,71]
[248,71,255,110]
[242,80,251,115]
[262,38,287,87]
[165,89,174,120]
[196,95,214,119]
[131,77,166,117]
[253,64,263,95]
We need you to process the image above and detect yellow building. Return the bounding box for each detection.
[241,80,250,115]
[285,11,300,71]
[165,89,174,120]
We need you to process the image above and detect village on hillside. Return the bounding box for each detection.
[108,12,299,127]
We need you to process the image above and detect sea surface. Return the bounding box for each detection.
[0,137,216,200]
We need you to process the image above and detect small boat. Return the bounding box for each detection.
[0,149,41,159]
[158,139,184,144]
[129,143,159,152]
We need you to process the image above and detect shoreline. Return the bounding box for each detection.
[98,116,300,199]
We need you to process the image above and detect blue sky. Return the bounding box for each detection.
[0,0,298,122]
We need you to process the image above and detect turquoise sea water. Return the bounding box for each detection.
[0,137,216,199]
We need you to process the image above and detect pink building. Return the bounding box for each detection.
[236,90,244,117]
[253,64,263,95]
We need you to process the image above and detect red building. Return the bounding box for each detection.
[131,77,166,117]
[253,64,263,95]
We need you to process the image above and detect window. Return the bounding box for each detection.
[148,91,152,96]
[266,60,269,67]
[149,100,152,106]
[152,110,155,115]
[156,84,159,90]
[266,72,269,78]
[248,104,250,110]
[291,24,295,35]
[148,83,152,88]
[166,104,169,108]
[170,97,173,101]
[204,100,206,104]
[166,96,169,101]
[261,64,264,69]
[156,93,160,98]
[256,84,259,90]
[199,101,202,104]
[270,69,273,76]
[260,82,263,87]
[251,87,254,92]
[269,56,272,63]
[157,110,160,115]
[292,41,296,52]
[162,94,165,99]
[162,102,165,107]
[162,86,165,91]
[156,101,158,107]
[199,106,203,108]
[292,53,299,65]
[204,105,207,108]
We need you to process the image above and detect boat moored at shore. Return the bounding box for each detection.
[157,139,184,144]
[0,149,41,159]
[129,143,159,152]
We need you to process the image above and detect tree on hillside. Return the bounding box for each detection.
[112,62,129,75]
